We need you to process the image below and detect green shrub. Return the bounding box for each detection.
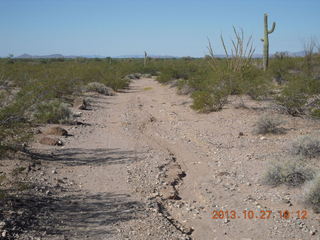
[241,70,272,100]
[275,70,320,116]
[156,59,204,84]
[33,99,73,124]
[0,100,31,156]
[263,159,314,187]
[311,108,320,118]
[253,114,285,135]
[291,135,320,157]
[0,190,6,200]
[276,81,308,116]
[157,71,174,83]
[268,53,300,84]
[191,88,228,113]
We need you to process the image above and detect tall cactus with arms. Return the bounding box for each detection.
[144,51,148,67]
[262,13,276,71]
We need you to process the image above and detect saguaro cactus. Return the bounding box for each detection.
[144,51,148,67]
[262,13,276,71]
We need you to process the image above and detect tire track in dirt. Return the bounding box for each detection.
[122,98,195,237]
[120,78,320,240]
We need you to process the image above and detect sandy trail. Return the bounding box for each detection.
[24,77,320,240]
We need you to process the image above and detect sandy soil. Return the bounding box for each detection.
[2,77,320,240]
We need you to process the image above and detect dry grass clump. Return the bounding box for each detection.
[263,159,314,187]
[85,82,115,96]
[304,174,320,212]
[291,135,320,157]
[33,100,73,124]
[253,114,285,134]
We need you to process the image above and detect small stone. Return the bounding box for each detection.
[73,112,82,117]
[282,198,290,204]
[39,137,63,146]
[52,169,57,174]
[310,227,317,235]
[46,190,52,196]
[2,230,7,237]
[0,222,5,230]
[224,219,229,224]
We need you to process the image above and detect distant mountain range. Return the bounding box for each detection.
[15,54,104,59]
[211,51,306,58]
[15,54,178,59]
[113,54,178,59]
[13,51,306,59]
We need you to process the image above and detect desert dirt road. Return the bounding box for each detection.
[21,77,319,240]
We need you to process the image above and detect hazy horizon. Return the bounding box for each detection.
[1,0,319,58]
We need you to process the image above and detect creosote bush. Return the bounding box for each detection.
[263,159,314,187]
[291,135,320,157]
[304,174,320,212]
[191,83,229,112]
[275,75,309,116]
[276,91,307,116]
[253,114,285,135]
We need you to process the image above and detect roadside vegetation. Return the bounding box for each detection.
[0,58,140,156]
[263,159,314,187]
[1,40,320,156]
[1,33,320,215]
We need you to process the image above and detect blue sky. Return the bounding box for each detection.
[0,0,319,57]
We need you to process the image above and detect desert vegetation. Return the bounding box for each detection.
[1,42,320,153]
[0,58,147,155]
[253,114,285,135]
[1,30,320,237]
[304,174,320,212]
[263,159,314,187]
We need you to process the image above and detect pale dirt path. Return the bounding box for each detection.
[24,77,320,240]
[109,78,320,240]
[23,79,189,240]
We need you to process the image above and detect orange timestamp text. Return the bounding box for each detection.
[211,210,308,220]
